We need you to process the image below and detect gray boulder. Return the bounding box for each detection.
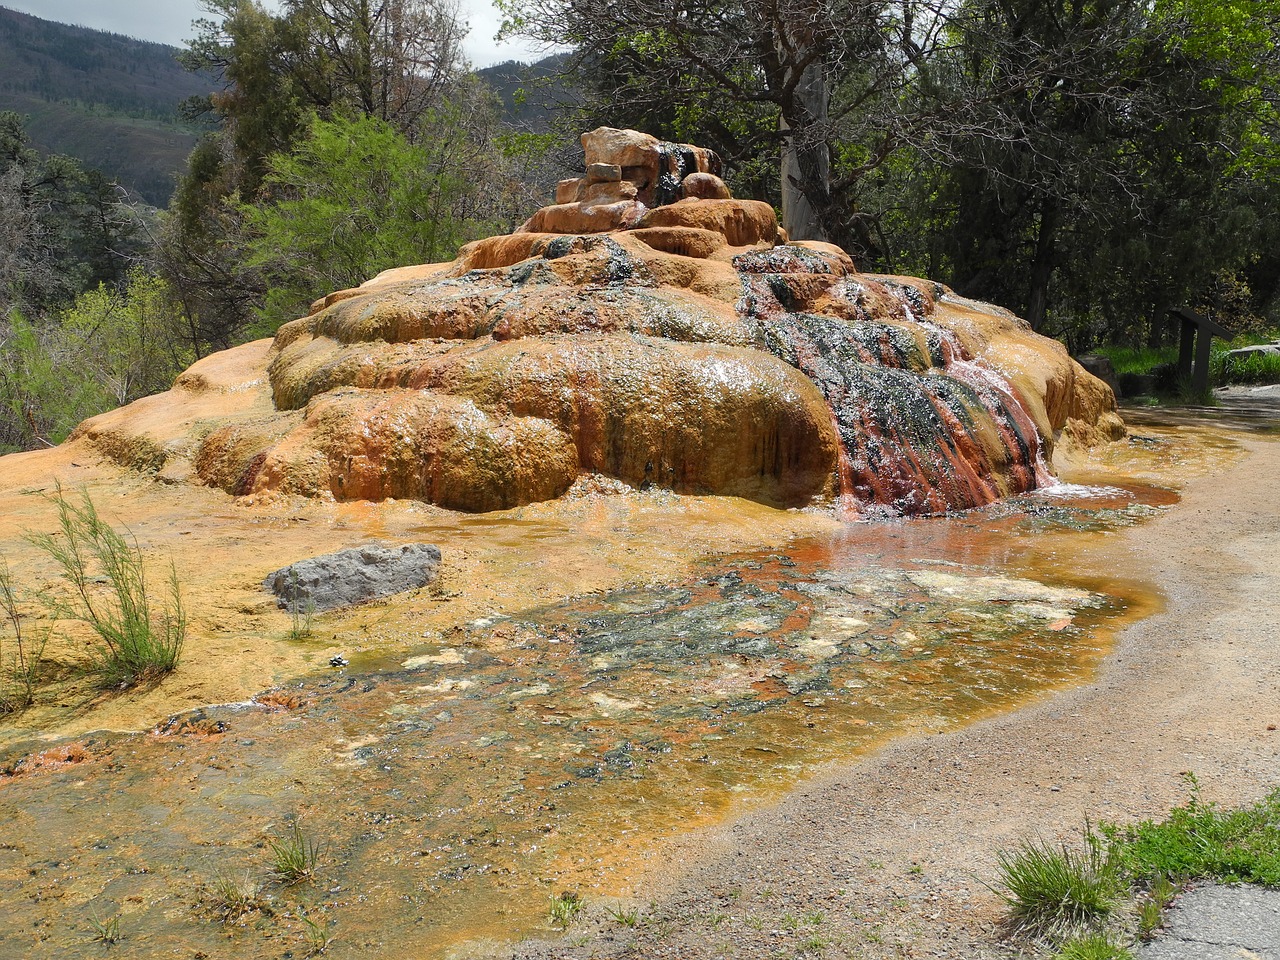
[264,543,441,612]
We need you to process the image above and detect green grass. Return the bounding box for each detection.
[267,821,321,886]
[548,891,584,928]
[606,903,641,927]
[995,780,1280,952]
[1105,781,1280,885]
[1053,931,1133,959]
[994,831,1123,939]
[87,909,122,944]
[28,486,184,688]
[206,870,266,923]
[1212,345,1280,385]
[1093,344,1177,377]
[296,908,333,956]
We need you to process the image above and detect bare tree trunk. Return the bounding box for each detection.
[780,56,830,242]
[1026,195,1057,331]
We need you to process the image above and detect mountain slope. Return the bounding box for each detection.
[0,6,213,204]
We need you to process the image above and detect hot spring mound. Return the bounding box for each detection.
[74,127,1123,517]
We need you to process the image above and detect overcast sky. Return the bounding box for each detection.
[1,0,547,66]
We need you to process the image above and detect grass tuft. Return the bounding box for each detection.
[548,890,583,928]
[297,908,332,956]
[1106,780,1280,886]
[606,903,641,927]
[1053,931,1133,959]
[267,820,321,886]
[206,870,266,923]
[87,909,122,944]
[28,485,184,688]
[994,830,1122,939]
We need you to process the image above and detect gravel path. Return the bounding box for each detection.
[507,428,1280,958]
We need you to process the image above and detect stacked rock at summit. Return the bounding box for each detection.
[68,127,1125,517]
[522,127,777,246]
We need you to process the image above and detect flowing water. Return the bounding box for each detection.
[0,479,1172,960]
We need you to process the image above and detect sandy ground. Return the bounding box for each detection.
[505,423,1280,959]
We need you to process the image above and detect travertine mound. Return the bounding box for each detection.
[72,127,1123,516]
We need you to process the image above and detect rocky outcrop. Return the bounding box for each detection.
[71,127,1124,517]
[263,543,442,612]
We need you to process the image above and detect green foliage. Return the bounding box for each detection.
[996,784,1280,952]
[87,909,122,944]
[1135,874,1176,940]
[1094,345,1179,377]
[1053,932,1134,960]
[58,273,194,404]
[0,310,114,453]
[206,870,266,924]
[1212,344,1280,385]
[267,820,321,886]
[548,891,584,928]
[28,486,185,688]
[994,829,1124,939]
[0,272,193,452]
[606,903,641,927]
[1105,784,1280,886]
[296,908,333,956]
[0,561,47,714]
[241,111,488,332]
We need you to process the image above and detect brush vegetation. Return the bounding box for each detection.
[995,779,1280,957]
[28,486,184,688]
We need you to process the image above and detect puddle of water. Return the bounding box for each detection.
[0,484,1165,959]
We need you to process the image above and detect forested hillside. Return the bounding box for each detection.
[0,6,212,204]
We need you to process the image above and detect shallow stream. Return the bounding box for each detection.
[0,482,1171,959]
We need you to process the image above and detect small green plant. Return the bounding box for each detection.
[207,870,266,923]
[286,569,315,641]
[29,486,184,688]
[297,909,332,956]
[1052,931,1133,959]
[548,891,583,928]
[267,820,320,886]
[0,561,47,713]
[1094,344,1178,377]
[799,933,829,954]
[1105,779,1280,886]
[994,829,1122,939]
[88,909,122,944]
[606,903,641,927]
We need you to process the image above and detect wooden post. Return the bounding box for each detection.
[1177,315,1195,385]
[1167,307,1232,398]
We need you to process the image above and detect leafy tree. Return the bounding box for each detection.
[897,0,1280,343]
[168,0,490,343]
[241,110,493,330]
[0,273,192,452]
[498,0,931,247]
[0,110,144,318]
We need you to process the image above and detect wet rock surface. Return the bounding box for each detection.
[263,542,442,612]
[72,127,1122,518]
[0,485,1156,960]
